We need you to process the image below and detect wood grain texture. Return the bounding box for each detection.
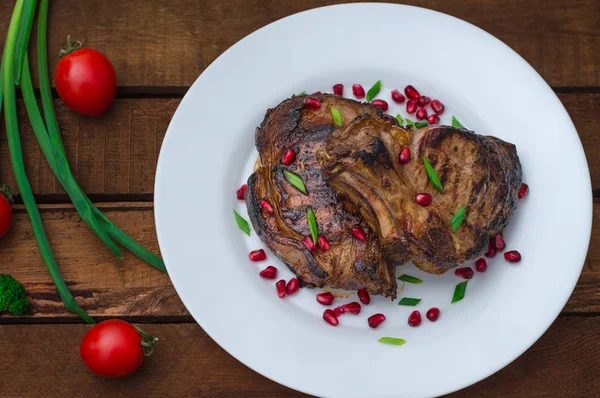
[0,0,597,89]
[0,317,598,397]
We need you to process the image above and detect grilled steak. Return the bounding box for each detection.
[246,94,398,298]
[320,114,522,274]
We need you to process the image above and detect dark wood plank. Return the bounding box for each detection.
[0,0,597,89]
[0,317,597,397]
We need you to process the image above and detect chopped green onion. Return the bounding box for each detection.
[405,118,415,126]
[366,80,381,102]
[331,106,342,127]
[452,116,465,129]
[378,337,406,346]
[283,169,308,194]
[422,157,444,193]
[398,297,421,306]
[452,281,468,303]
[395,114,404,126]
[414,120,429,128]
[398,274,423,284]
[298,91,306,96]
[233,210,251,236]
[450,206,466,233]
[306,206,318,245]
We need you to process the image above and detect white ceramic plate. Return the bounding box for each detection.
[154,4,592,397]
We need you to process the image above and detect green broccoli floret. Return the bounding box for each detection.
[0,274,29,315]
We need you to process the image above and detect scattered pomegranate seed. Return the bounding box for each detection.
[368,313,386,328]
[259,199,274,213]
[312,91,322,96]
[351,225,366,241]
[317,235,330,251]
[371,99,388,111]
[333,84,343,96]
[352,84,365,99]
[323,309,339,326]
[415,193,433,207]
[249,249,267,262]
[426,308,440,322]
[357,288,371,305]
[259,266,277,279]
[484,240,497,258]
[475,258,487,272]
[304,96,321,109]
[302,236,316,251]
[493,234,506,251]
[342,301,362,315]
[398,146,411,165]
[504,250,522,263]
[286,278,300,295]
[519,183,529,199]
[316,292,335,306]
[417,96,431,107]
[276,279,286,298]
[406,99,417,114]
[455,267,474,279]
[431,100,445,114]
[416,107,428,120]
[236,184,247,200]
[427,114,440,125]
[408,310,422,327]
[281,148,296,165]
[404,85,420,100]
[391,89,405,104]
[333,306,344,317]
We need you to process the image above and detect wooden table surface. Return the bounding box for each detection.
[0,1,598,397]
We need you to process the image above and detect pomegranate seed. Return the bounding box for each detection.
[357,288,371,305]
[352,84,365,99]
[259,199,274,213]
[323,309,339,326]
[304,96,320,109]
[504,250,521,263]
[286,278,300,295]
[302,236,316,251]
[368,313,386,328]
[312,91,322,96]
[236,184,247,200]
[408,310,422,327]
[519,183,529,199]
[316,292,335,306]
[276,279,286,298]
[427,114,440,125]
[475,258,487,272]
[371,99,388,111]
[333,84,343,96]
[431,100,445,114]
[398,146,411,165]
[455,267,474,280]
[415,193,433,207]
[404,85,420,100]
[249,249,267,262]
[281,148,296,165]
[391,89,405,104]
[493,234,506,251]
[416,107,428,120]
[333,306,344,317]
[426,308,440,322]
[259,266,277,279]
[484,240,497,258]
[317,235,330,251]
[342,301,361,315]
[351,225,366,241]
[406,99,417,114]
[417,96,431,107]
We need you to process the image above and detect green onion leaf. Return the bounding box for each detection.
[378,337,406,346]
[298,91,306,96]
[405,118,415,126]
[398,274,423,284]
[283,169,308,194]
[306,206,318,245]
[422,157,444,193]
[366,80,382,103]
[414,120,429,128]
[331,106,342,127]
[233,210,251,236]
[395,114,404,126]
[398,297,421,306]
[452,116,465,129]
[450,206,466,233]
[452,281,468,303]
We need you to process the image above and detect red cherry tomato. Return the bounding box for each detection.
[80,319,156,378]
[55,44,116,116]
[0,192,13,238]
